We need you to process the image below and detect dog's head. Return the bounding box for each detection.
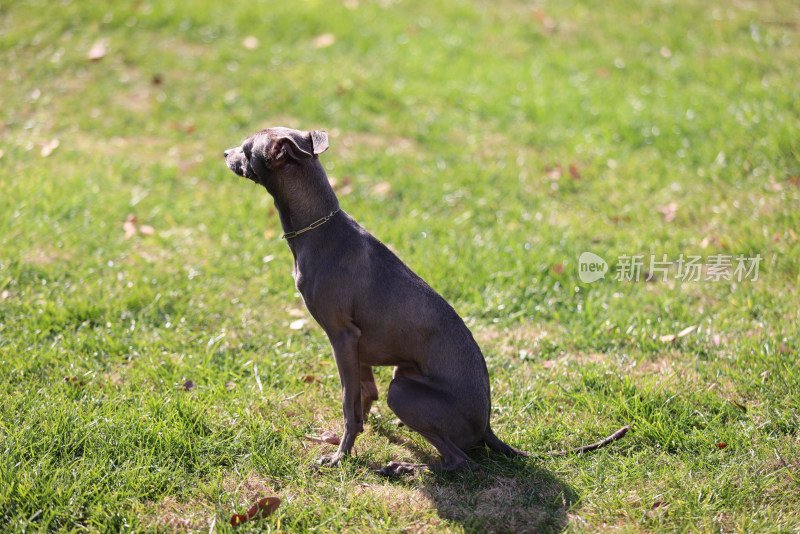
[224,127,329,188]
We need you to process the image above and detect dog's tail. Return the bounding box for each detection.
[482,427,530,457]
[483,424,631,458]
[543,424,630,456]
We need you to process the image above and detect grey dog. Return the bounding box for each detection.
[223,127,628,475]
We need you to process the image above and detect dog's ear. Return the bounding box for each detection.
[276,134,314,161]
[310,130,329,155]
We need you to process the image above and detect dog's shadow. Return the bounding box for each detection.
[367,418,578,534]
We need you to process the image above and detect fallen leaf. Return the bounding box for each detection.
[656,202,678,223]
[123,215,138,239]
[289,319,307,330]
[301,375,316,383]
[64,376,84,387]
[716,442,727,449]
[41,139,59,157]
[242,36,259,50]
[541,359,556,369]
[532,8,556,31]
[230,514,248,527]
[225,381,236,391]
[711,334,722,346]
[728,399,747,412]
[677,325,697,338]
[87,40,107,61]
[778,343,791,354]
[545,163,562,180]
[247,496,281,520]
[372,182,391,195]
[288,308,305,318]
[787,176,800,187]
[303,430,340,445]
[551,263,564,275]
[659,334,677,343]
[660,46,672,58]
[123,215,155,238]
[568,162,581,179]
[312,33,336,48]
[183,379,195,391]
[1,290,10,300]
[151,74,163,85]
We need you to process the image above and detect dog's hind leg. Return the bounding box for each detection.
[380,375,482,476]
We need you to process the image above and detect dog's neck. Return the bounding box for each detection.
[269,159,339,248]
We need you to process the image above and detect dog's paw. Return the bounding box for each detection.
[318,452,344,467]
[377,461,424,477]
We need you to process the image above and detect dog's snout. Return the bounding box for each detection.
[224,149,231,158]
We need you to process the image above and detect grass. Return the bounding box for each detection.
[1,0,799,531]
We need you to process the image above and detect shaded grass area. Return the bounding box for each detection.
[2,0,799,531]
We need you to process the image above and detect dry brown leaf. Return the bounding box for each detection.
[728,399,747,412]
[657,202,678,223]
[242,36,259,50]
[716,442,727,449]
[711,334,722,346]
[545,163,562,180]
[301,375,316,384]
[183,379,195,391]
[677,325,697,338]
[247,496,281,520]
[230,514,248,527]
[372,182,391,195]
[138,224,155,236]
[312,33,336,48]
[303,431,340,445]
[568,163,581,179]
[123,214,138,239]
[659,334,677,343]
[41,139,59,157]
[289,319,307,330]
[87,40,107,61]
[551,263,565,275]
[532,8,556,30]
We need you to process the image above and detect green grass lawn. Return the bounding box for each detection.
[2,0,799,531]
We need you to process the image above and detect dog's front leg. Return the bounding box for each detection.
[319,325,363,467]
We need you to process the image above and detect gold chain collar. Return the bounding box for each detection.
[281,209,340,240]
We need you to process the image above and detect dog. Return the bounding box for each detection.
[223,127,628,475]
